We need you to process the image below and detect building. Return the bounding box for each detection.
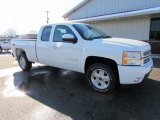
[63,0,160,54]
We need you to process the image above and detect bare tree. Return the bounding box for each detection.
[0,35,4,41]
[4,28,17,38]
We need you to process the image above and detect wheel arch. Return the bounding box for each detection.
[85,56,120,83]
[15,48,27,59]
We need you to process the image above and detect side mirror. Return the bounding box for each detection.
[62,34,77,43]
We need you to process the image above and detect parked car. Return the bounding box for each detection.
[0,39,11,53]
[11,23,153,93]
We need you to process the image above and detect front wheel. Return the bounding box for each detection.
[86,63,116,93]
[18,53,32,71]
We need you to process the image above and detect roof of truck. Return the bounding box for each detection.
[42,22,88,27]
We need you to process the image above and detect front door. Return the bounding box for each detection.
[50,25,81,72]
[149,17,160,54]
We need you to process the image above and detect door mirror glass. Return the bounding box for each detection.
[62,34,77,43]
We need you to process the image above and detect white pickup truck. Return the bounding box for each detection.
[0,39,11,53]
[12,23,153,93]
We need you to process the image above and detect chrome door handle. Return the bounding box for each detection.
[51,45,57,49]
[51,43,62,49]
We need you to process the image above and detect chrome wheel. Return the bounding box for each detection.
[19,56,26,69]
[91,69,111,90]
[18,53,32,71]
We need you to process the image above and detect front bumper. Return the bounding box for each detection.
[118,57,153,84]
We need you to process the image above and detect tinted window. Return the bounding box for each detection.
[53,25,76,42]
[41,26,52,41]
[73,24,111,40]
[150,18,160,41]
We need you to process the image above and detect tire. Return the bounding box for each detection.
[0,47,2,53]
[86,63,116,93]
[18,53,32,71]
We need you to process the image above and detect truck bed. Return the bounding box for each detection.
[11,39,38,63]
[13,38,37,41]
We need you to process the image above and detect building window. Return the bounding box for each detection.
[150,18,160,41]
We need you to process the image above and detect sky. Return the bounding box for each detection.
[0,0,83,35]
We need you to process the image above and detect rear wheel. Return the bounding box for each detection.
[0,47,2,53]
[86,63,116,93]
[18,53,32,71]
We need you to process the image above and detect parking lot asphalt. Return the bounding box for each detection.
[0,54,160,120]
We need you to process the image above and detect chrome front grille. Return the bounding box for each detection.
[144,57,150,64]
[142,50,151,65]
[143,50,151,57]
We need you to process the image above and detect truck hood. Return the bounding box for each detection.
[102,38,150,51]
[83,37,151,65]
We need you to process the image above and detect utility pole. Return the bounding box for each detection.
[45,11,50,24]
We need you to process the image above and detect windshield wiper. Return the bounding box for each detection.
[92,36,112,39]
[87,35,112,40]
[103,35,112,38]
[93,36,104,39]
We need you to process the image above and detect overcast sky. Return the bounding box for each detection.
[0,0,83,35]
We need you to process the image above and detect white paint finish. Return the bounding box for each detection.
[11,23,153,85]
[36,26,51,65]
[92,17,151,40]
[118,58,153,84]
[66,0,160,20]
[11,39,38,62]
[0,40,11,50]
[50,24,82,72]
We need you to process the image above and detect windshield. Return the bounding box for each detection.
[73,24,111,40]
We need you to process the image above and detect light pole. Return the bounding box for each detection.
[45,11,50,24]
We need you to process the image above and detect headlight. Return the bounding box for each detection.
[122,51,142,66]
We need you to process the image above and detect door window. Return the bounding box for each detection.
[41,26,52,41]
[53,25,76,42]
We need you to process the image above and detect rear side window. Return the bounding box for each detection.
[41,26,52,41]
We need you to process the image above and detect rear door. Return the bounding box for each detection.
[36,26,52,65]
[50,25,82,72]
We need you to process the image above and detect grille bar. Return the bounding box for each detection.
[143,50,151,58]
[142,50,151,65]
